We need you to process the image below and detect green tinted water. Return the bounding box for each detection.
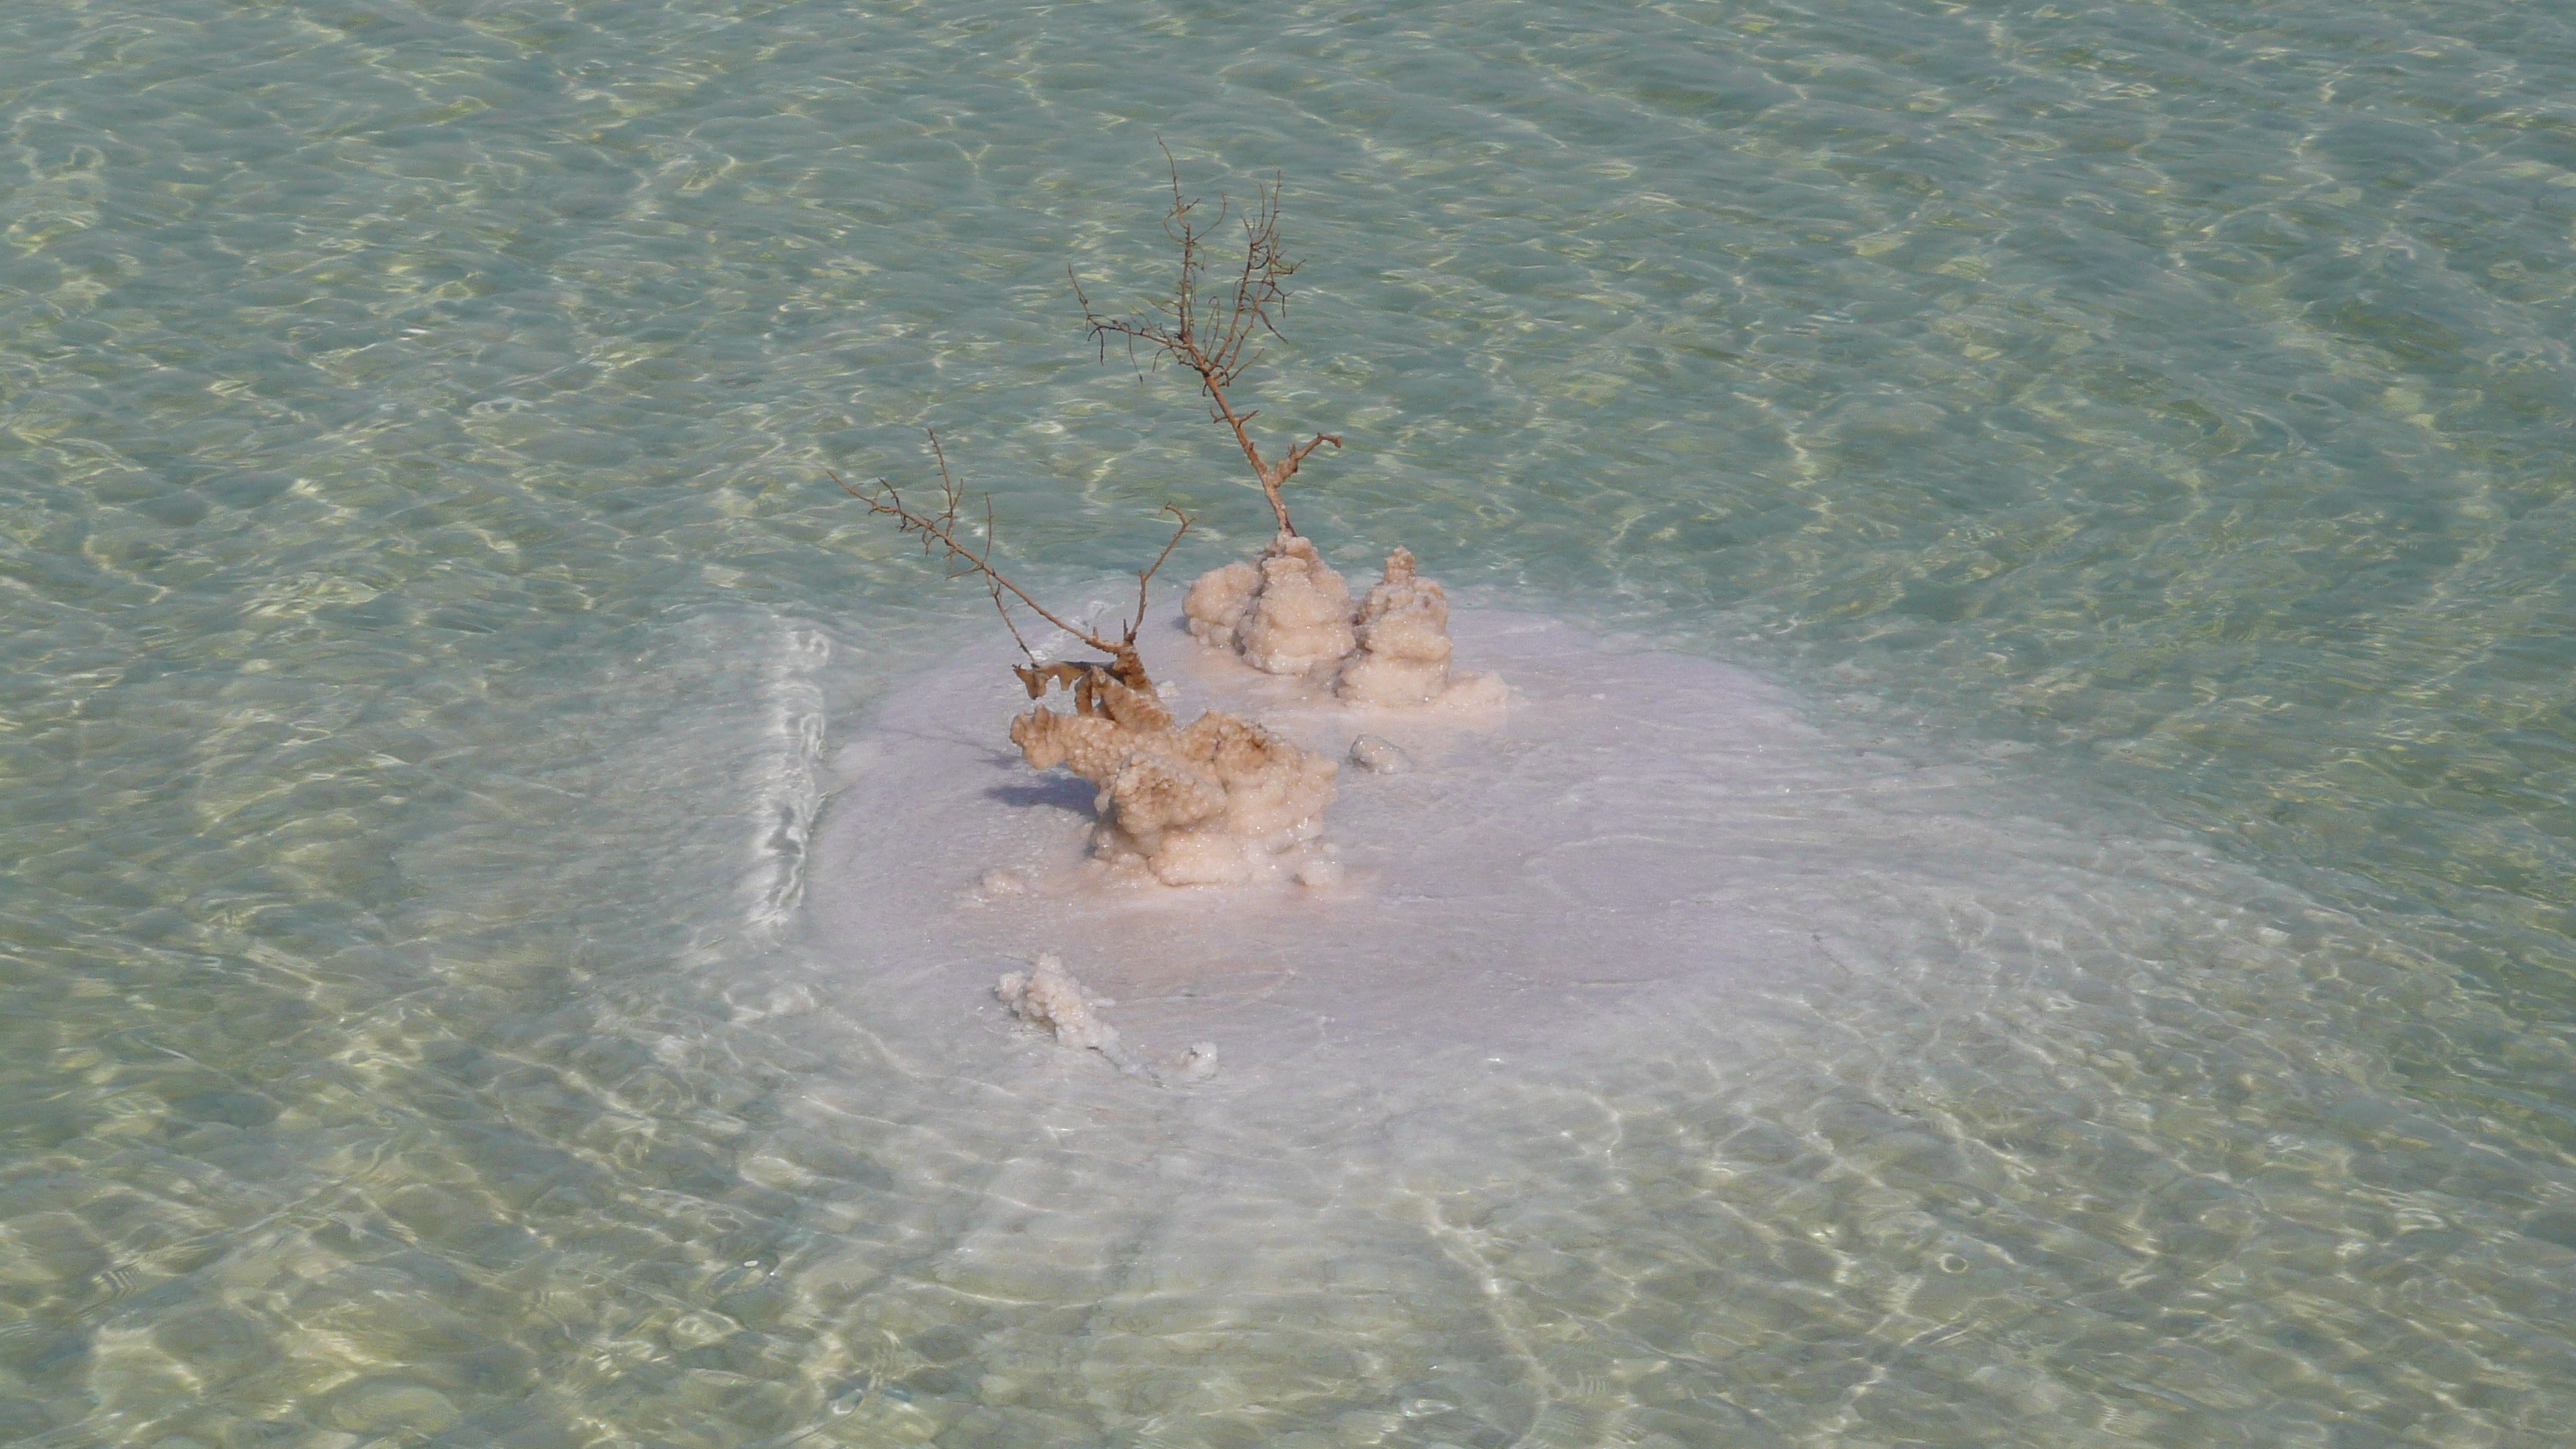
[5,1,2574,1445]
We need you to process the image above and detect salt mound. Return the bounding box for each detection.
[1009,664,1338,887]
[1181,559,1258,647]
[1335,546,1455,706]
[1187,538,1499,711]
[1184,533,1355,675]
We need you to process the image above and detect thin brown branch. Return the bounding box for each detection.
[1074,144,1338,538]
[1129,504,1193,642]
[831,430,1122,661]
[1277,431,1339,477]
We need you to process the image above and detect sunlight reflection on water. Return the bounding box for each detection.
[4,0,2574,1444]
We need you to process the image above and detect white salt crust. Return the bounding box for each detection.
[809,608,1860,1083]
[779,611,2523,1449]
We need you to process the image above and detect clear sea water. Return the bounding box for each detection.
[5,2,2575,1446]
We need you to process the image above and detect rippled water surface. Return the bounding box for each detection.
[6,1,2576,1445]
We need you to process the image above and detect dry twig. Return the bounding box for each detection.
[1072,142,1341,537]
[833,429,1190,706]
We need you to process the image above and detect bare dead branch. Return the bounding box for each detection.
[833,432,1115,657]
[1136,503,1191,637]
[834,430,1192,707]
[1074,142,1339,537]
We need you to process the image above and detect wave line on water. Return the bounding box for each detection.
[743,623,833,937]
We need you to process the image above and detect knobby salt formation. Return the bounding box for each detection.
[1336,546,1457,706]
[1184,533,1354,675]
[996,954,1119,1055]
[1009,662,1341,888]
[1186,540,1497,708]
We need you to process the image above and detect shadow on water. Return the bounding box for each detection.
[981,775,1096,814]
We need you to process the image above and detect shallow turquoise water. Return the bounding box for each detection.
[5,1,2575,1446]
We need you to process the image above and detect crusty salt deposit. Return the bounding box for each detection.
[1009,666,1338,888]
[996,953,1119,1053]
[1186,537,1500,710]
[1181,559,1258,648]
[1333,547,1454,706]
[1184,533,1355,675]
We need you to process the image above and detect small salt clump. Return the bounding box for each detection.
[1010,666,1339,887]
[1185,533,1355,676]
[995,957,1218,1085]
[996,954,1118,1054]
[1334,547,1455,705]
[1348,734,1414,775]
[1292,850,1345,888]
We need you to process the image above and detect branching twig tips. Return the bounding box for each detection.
[1072,139,1341,537]
[833,429,1191,707]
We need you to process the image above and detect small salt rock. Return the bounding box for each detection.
[1348,734,1413,774]
[1170,1043,1218,1083]
[1293,852,1344,888]
[978,868,1029,897]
